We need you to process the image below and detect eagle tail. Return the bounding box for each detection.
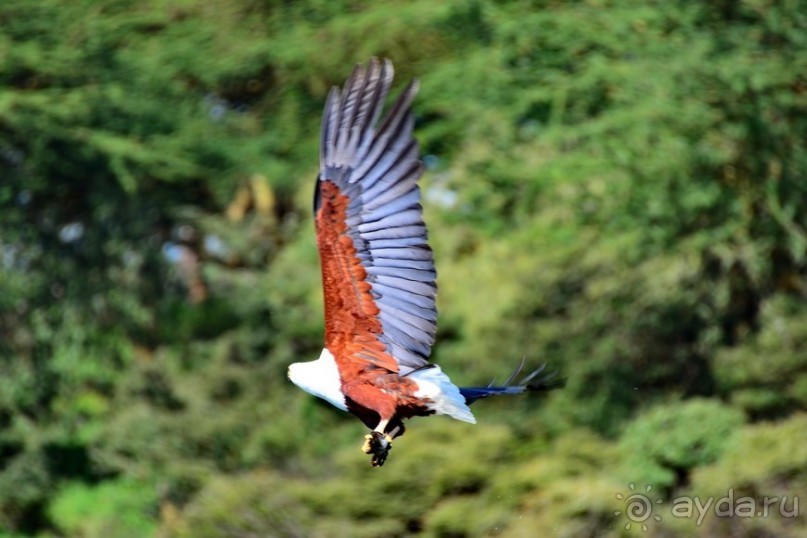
[459,361,565,405]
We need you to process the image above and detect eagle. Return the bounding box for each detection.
[288,58,562,466]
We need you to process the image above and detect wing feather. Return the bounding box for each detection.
[372,255,433,270]
[316,58,435,374]
[366,266,436,281]
[357,209,422,233]
[362,223,425,241]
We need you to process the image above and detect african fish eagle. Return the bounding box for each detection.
[288,58,563,466]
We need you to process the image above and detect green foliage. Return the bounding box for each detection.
[1,0,805,536]
[164,472,317,538]
[49,479,157,538]
[619,399,745,490]
[691,413,807,498]
[672,414,807,537]
[714,296,807,417]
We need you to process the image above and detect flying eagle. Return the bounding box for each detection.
[288,59,562,466]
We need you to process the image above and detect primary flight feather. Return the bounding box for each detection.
[288,58,562,466]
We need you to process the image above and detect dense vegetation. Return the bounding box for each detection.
[1,0,805,536]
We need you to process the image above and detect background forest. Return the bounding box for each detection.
[1,0,806,536]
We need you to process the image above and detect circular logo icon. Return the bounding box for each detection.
[614,483,663,531]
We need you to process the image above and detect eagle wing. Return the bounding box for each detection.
[315,58,436,375]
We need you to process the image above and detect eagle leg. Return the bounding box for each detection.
[361,420,398,467]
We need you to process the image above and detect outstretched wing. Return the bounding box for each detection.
[315,58,435,375]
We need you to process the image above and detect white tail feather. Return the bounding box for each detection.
[410,366,476,424]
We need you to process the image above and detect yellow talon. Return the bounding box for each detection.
[361,431,393,466]
[361,434,374,454]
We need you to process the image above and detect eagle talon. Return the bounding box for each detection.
[361,434,374,454]
[362,431,392,466]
